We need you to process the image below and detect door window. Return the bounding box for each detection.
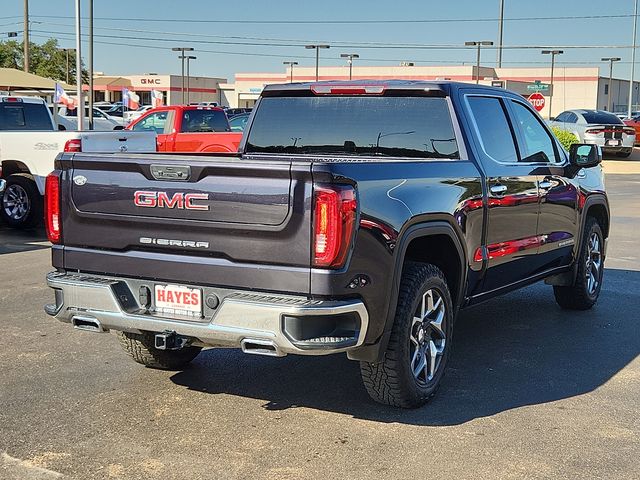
[565,112,578,123]
[510,101,558,163]
[555,112,569,122]
[132,110,173,134]
[467,96,518,163]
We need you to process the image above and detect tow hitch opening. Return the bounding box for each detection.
[154,330,190,350]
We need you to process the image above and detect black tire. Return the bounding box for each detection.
[615,149,633,158]
[360,263,454,408]
[554,217,605,310]
[0,173,42,228]
[117,331,202,370]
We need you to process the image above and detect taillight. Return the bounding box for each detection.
[64,138,82,152]
[45,172,61,244]
[313,185,357,268]
[585,129,604,135]
[624,127,636,135]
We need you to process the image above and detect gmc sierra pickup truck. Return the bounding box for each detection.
[44,81,609,408]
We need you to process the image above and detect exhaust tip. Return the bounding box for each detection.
[72,315,107,333]
[240,338,284,357]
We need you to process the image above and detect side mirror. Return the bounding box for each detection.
[569,144,601,168]
[549,116,556,121]
[58,124,66,131]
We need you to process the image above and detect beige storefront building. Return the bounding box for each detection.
[225,65,640,117]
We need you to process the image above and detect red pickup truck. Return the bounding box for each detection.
[126,105,242,153]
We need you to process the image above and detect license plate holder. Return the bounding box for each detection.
[154,284,202,318]
[606,139,621,146]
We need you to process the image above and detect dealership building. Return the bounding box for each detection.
[224,65,640,117]
[86,65,640,118]
[90,73,225,106]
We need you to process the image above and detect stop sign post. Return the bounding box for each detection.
[528,92,546,112]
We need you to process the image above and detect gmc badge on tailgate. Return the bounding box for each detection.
[134,191,210,211]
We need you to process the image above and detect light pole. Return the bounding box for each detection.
[465,41,493,84]
[23,0,29,73]
[283,61,298,83]
[181,55,196,104]
[305,44,330,82]
[629,0,638,118]
[172,47,194,104]
[74,0,83,131]
[496,0,505,67]
[340,53,359,80]
[602,57,621,112]
[542,50,563,118]
[88,0,94,130]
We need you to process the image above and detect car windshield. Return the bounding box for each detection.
[245,96,459,159]
[582,111,623,125]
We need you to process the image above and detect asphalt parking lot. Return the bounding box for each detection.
[0,164,638,479]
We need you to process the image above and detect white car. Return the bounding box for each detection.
[57,106,125,130]
[549,109,636,158]
[123,105,153,125]
[0,96,156,228]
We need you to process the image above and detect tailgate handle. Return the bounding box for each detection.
[150,164,191,181]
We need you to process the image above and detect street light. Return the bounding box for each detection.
[542,50,564,118]
[340,53,359,80]
[602,57,621,112]
[283,61,298,83]
[305,44,330,82]
[172,47,194,104]
[180,55,196,104]
[465,41,493,84]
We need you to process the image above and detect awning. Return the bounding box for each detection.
[0,68,73,91]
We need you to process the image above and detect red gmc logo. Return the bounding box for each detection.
[134,191,210,211]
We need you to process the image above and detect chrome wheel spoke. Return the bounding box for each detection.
[409,288,447,384]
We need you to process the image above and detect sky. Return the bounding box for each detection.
[1,0,639,81]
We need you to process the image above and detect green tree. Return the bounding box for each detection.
[0,38,88,84]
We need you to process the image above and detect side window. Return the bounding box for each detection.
[509,101,558,163]
[133,111,172,134]
[555,112,568,122]
[467,96,518,163]
[566,112,578,123]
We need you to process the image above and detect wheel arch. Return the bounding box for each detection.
[348,220,468,363]
[1,160,32,178]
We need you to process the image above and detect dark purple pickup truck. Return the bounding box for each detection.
[45,81,609,408]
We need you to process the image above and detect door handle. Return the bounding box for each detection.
[490,184,507,195]
[538,180,553,190]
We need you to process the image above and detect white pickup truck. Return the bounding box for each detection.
[0,95,156,228]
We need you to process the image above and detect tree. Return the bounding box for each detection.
[0,38,88,84]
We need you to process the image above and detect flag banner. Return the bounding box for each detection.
[151,90,163,108]
[54,83,76,109]
[122,88,140,110]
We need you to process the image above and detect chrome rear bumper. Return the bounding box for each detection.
[45,272,369,357]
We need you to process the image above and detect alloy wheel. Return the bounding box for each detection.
[409,288,446,384]
[585,232,602,295]
[3,184,30,221]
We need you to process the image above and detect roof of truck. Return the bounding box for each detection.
[261,79,509,96]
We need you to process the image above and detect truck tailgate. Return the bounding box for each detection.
[58,153,312,294]
[78,131,156,152]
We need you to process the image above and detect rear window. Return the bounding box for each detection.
[181,109,230,133]
[0,103,52,130]
[245,96,459,159]
[581,111,623,125]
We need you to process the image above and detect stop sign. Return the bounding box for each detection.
[528,92,545,112]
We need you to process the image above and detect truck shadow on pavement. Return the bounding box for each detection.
[170,268,640,426]
[0,225,49,255]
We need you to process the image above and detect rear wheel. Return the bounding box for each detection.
[360,263,453,408]
[1,173,42,228]
[117,331,202,370]
[554,217,605,310]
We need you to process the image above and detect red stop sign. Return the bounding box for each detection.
[528,92,546,112]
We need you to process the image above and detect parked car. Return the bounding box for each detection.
[123,105,153,125]
[45,81,609,408]
[0,95,156,228]
[549,109,635,158]
[229,112,250,132]
[57,106,124,131]
[224,107,252,118]
[623,115,640,144]
[127,105,242,152]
